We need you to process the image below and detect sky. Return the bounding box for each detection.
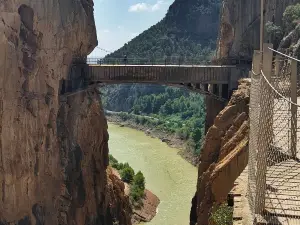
[88,0,173,57]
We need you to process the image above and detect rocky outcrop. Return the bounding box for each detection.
[216,0,298,59]
[106,167,133,225]
[0,0,131,224]
[190,79,250,225]
[110,167,159,225]
[131,189,160,224]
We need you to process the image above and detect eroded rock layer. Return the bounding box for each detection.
[0,0,131,224]
[190,79,250,225]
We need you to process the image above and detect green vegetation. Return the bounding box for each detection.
[130,171,146,203]
[104,0,220,60]
[103,85,205,155]
[265,21,284,46]
[120,166,135,183]
[209,203,233,225]
[283,3,300,33]
[109,154,146,203]
[266,3,300,46]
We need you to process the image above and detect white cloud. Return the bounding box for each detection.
[103,29,110,33]
[128,1,165,12]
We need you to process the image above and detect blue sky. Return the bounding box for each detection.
[88,0,173,57]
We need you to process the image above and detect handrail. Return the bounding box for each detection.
[258,69,300,107]
[268,47,300,63]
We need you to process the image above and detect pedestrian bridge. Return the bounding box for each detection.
[60,57,251,100]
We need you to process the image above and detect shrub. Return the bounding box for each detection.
[133,171,145,190]
[119,112,129,121]
[109,154,119,168]
[120,166,135,183]
[130,184,145,202]
[265,21,283,45]
[176,127,189,140]
[283,3,300,33]
[130,171,146,203]
[209,203,233,225]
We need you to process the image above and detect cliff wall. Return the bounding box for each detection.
[190,79,250,225]
[0,0,131,224]
[217,0,298,59]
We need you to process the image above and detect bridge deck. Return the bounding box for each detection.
[85,64,245,85]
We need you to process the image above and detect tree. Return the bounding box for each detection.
[133,171,145,190]
[265,21,283,47]
[109,154,119,168]
[130,171,146,203]
[120,166,135,183]
[283,3,300,33]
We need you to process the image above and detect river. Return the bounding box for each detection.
[108,123,198,225]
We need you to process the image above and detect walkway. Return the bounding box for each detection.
[229,166,251,225]
[248,44,300,224]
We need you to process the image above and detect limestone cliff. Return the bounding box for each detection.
[216,0,298,60]
[0,0,131,224]
[190,79,250,225]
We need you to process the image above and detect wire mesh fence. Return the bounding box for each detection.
[248,45,300,224]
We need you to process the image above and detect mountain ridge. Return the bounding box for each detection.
[104,0,221,61]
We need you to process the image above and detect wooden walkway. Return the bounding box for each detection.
[229,166,251,225]
[264,159,300,224]
[259,97,300,224]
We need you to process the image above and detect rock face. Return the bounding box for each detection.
[0,0,131,224]
[216,0,298,59]
[190,79,250,225]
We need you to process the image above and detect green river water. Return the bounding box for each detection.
[108,123,198,225]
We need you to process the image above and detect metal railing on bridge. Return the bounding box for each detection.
[248,43,300,224]
[85,56,252,66]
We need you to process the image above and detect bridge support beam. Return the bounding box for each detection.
[221,84,229,99]
[212,84,219,96]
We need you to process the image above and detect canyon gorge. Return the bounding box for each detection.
[1,0,300,224]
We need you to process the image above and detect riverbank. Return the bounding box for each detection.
[106,114,199,166]
[110,167,160,224]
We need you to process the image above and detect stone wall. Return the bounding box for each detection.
[216,0,298,59]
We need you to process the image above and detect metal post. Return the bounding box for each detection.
[291,59,298,158]
[260,0,264,53]
[275,55,281,77]
[218,84,223,98]
[255,43,273,214]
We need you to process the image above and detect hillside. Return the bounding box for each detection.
[105,0,221,60]
[102,0,221,158]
